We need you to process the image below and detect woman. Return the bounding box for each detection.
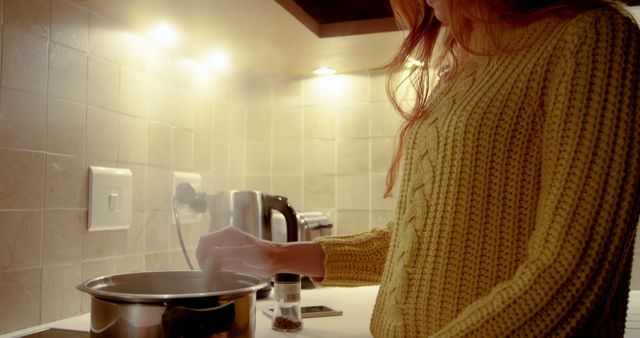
[197,0,640,336]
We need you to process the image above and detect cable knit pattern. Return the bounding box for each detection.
[315,8,640,337]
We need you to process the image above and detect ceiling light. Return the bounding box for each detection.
[312,67,337,76]
[150,23,179,46]
[206,51,229,70]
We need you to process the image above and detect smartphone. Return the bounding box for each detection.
[262,305,343,318]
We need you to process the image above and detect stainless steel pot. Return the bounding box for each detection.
[77,270,268,338]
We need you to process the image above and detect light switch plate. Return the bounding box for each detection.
[89,166,133,231]
[172,171,203,224]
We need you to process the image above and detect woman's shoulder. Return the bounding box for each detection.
[559,6,639,40]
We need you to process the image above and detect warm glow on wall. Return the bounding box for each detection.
[206,51,229,71]
[309,73,347,101]
[150,23,179,46]
[122,32,163,71]
[121,24,232,91]
[177,57,211,88]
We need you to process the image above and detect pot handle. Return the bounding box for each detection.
[162,301,235,338]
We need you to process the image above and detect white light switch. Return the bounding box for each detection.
[89,166,133,231]
[108,193,120,211]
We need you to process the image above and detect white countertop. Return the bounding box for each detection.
[1,286,379,338]
[7,288,640,337]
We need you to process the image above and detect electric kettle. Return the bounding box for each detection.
[206,190,299,298]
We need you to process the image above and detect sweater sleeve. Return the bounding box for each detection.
[312,223,392,287]
[432,9,640,337]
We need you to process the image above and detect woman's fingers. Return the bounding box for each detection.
[196,226,261,267]
[201,245,275,278]
[217,258,273,279]
[196,226,278,278]
[212,245,270,267]
[200,226,259,248]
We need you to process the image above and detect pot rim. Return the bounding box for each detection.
[77,270,269,303]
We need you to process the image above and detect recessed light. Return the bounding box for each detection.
[312,67,337,76]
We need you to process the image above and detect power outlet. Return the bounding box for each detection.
[171,171,203,224]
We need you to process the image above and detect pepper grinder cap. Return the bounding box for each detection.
[274,273,301,282]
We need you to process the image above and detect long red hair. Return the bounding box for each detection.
[384,0,623,198]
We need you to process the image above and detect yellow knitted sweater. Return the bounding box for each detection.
[315,8,640,337]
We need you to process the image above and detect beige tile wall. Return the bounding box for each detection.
[245,72,405,236]
[0,0,247,334]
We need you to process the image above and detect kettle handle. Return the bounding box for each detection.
[263,195,298,242]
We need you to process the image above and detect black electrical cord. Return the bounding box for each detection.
[172,196,195,270]
[172,182,209,270]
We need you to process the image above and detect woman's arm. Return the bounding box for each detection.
[196,224,392,285]
[313,226,392,286]
[273,241,326,278]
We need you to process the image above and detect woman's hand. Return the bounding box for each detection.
[196,225,281,279]
[196,225,326,280]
